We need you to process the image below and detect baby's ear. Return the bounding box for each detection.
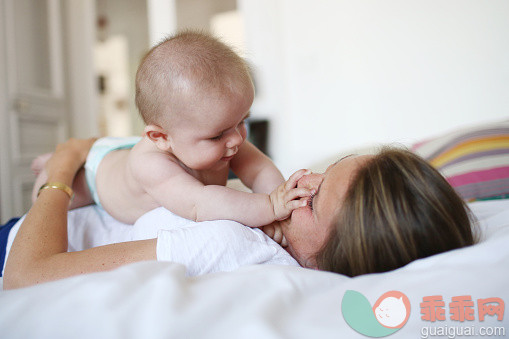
[144,125,172,151]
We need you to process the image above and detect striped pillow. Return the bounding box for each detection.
[412,120,509,202]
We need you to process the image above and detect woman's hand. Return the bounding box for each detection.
[3,137,157,290]
[269,169,313,221]
[262,221,288,247]
[45,138,96,183]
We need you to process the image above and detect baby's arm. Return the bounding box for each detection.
[230,141,284,194]
[135,155,311,227]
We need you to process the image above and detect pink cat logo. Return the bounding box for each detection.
[342,290,411,337]
[373,291,411,329]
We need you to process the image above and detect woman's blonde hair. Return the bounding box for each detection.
[315,147,476,277]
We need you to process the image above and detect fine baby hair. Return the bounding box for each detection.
[135,30,253,126]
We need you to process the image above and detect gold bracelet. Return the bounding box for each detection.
[37,182,74,200]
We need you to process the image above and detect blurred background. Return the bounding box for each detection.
[1,0,508,221]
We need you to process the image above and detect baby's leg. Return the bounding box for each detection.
[31,153,94,209]
[31,153,52,176]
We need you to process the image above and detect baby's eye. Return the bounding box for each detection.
[210,133,223,141]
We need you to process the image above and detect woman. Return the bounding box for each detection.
[3,138,475,289]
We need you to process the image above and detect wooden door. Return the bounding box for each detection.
[0,0,69,221]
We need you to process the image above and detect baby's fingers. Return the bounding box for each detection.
[285,187,313,203]
[285,198,309,211]
[285,169,311,190]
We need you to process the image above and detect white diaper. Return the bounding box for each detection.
[85,136,141,207]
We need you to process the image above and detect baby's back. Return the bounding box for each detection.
[95,147,161,224]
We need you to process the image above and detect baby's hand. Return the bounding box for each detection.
[269,169,313,221]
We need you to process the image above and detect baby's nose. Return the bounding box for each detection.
[226,130,244,149]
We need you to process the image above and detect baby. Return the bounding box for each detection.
[32,31,311,230]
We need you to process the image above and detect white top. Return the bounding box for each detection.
[3,206,299,277]
[138,208,299,276]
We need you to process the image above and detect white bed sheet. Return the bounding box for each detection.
[0,199,508,338]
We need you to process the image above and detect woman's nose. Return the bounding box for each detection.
[297,173,324,190]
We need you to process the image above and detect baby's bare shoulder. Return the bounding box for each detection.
[128,147,187,183]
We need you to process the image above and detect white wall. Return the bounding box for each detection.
[176,0,236,30]
[240,0,509,176]
[147,0,177,47]
[98,0,150,135]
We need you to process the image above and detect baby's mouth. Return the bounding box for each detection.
[221,155,234,161]
[222,147,238,160]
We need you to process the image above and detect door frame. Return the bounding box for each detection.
[0,0,12,222]
[64,0,98,139]
[0,0,97,222]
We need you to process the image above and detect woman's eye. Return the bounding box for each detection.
[307,193,315,210]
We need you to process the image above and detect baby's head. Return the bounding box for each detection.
[135,31,254,169]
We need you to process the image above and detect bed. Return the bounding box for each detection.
[1,120,508,338]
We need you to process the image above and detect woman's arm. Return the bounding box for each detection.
[3,139,156,290]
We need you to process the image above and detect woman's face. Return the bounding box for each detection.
[282,155,373,268]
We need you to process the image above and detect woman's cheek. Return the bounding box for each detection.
[290,206,313,226]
